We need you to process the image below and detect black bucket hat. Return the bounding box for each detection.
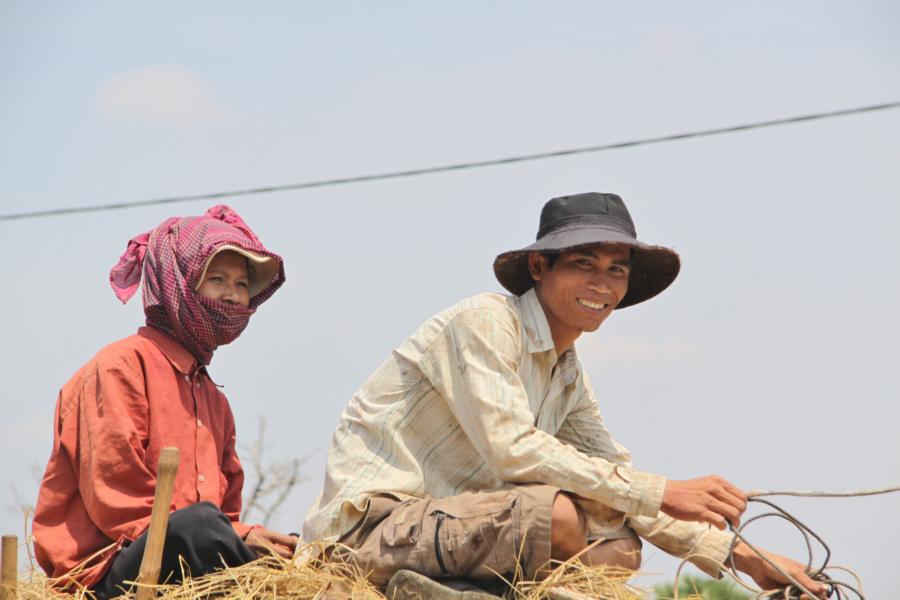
[493,192,680,309]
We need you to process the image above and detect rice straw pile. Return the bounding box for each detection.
[511,562,647,600]
[16,544,649,599]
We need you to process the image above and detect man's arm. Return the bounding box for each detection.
[557,380,746,529]
[557,397,738,575]
[418,306,663,517]
[558,382,827,596]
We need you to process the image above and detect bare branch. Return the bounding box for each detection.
[240,417,311,526]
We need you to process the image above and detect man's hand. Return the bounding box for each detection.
[660,476,747,529]
[732,542,828,599]
[244,527,298,559]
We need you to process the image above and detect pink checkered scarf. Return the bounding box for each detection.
[109,205,285,365]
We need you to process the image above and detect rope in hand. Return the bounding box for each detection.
[673,485,900,600]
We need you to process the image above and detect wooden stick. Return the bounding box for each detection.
[1,535,16,600]
[135,447,180,600]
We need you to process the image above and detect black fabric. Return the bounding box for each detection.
[536,193,637,239]
[91,502,255,599]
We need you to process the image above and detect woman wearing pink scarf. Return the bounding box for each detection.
[33,205,295,597]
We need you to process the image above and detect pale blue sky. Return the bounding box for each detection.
[1,2,898,595]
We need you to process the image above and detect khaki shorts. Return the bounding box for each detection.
[335,484,637,586]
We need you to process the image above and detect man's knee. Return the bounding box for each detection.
[550,492,587,561]
[578,536,642,570]
[604,537,642,570]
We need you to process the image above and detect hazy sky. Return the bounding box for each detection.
[2,2,898,596]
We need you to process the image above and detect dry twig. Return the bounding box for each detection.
[240,419,310,526]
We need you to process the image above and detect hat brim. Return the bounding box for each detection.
[493,227,680,309]
[199,244,281,299]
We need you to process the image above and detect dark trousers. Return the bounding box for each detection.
[92,502,255,599]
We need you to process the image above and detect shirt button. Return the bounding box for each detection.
[197,418,203,427]
[198,474,206,482]
[183,375,190,382]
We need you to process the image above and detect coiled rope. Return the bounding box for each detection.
[673,485,900,600]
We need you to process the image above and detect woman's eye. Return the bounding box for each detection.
[237,281,249,288]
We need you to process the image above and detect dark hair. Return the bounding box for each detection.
[539,247,636,271]
[540,252,561,269]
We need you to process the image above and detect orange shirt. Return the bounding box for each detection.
[33,326,255,589]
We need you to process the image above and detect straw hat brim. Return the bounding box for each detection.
[492,227,680,309]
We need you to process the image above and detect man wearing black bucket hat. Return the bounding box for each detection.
[304,193,827,599]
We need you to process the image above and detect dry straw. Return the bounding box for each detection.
[15,543,650,600]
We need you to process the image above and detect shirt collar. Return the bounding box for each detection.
[514,288,556,354]
[138,326,198,375]
[513,288,580,386]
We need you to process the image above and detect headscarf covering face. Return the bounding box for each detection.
[109,205,285,365]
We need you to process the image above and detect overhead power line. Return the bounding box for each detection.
[2,100,898,222]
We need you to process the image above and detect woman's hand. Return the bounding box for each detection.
[244,527,298,559]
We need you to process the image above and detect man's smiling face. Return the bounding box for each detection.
[529,244,631,351]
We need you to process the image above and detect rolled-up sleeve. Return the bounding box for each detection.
[418,306,665,518]
[629,514,734,578]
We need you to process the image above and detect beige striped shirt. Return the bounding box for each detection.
[303,289,732,576]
